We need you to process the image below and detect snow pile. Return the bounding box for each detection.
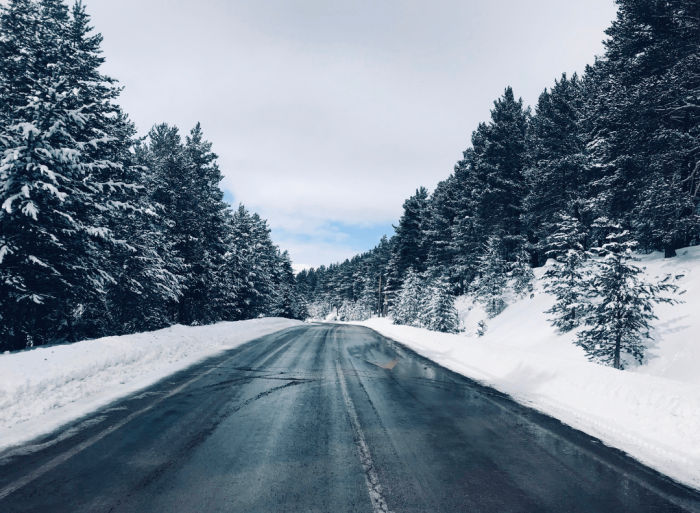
[356,246,700,489]
[0,318,301,451]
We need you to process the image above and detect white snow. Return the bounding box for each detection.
[0,244,12,264]
[354,246,700,489]
[0,317,301,451]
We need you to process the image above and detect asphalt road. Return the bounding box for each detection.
[0,323,698,512]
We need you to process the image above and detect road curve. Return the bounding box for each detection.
[0,323,698,512]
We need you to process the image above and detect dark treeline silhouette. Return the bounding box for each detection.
[0,0,304,350]
[297,0,698,367]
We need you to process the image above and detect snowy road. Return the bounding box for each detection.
[0,323,698,512]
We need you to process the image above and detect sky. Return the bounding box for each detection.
[83,0,618,269]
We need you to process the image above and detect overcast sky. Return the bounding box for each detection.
[85,0,618,269]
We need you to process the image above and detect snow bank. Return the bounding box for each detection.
[0,318,301,451]
[355,246,700,489]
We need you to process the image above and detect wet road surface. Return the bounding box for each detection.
[0,323,698,512]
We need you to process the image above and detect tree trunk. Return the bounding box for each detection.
[614,332,622,369]
[664,246,677,258]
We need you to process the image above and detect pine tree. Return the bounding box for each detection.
[138,124,192,320]
[102,133,185,334]
[107,201,185,334]
[469,87,530,259]
[179,123,233,324]
[228,205,262,319]
[349,276,376,321]
[576,221,677,369]
[62,1,153,337]
[450,205,481,290]
[424,177,461,285]
[582,0,700,254]
[633,171,698,258]
[474,235,508,318]
[210,212,243,321]
[0,0,123,347]
[268,249,304,319]
[392,268,424,327]
[389,188,429,284]
[509,247,535,297]
[337,300,352,322]
[523,74,586,264]
[424,277,459,333]
[228,205,285,319]
[447,87,530,295]
[371,235,392,316]
[543,213,588,332]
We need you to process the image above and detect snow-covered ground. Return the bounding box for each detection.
[355,246,700,489]
[0,317,301,451]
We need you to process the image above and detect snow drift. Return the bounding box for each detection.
[355,246,700,489]
[0,318,301,451]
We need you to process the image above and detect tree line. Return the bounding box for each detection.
[297,0,698,367]
[0,0,304,351]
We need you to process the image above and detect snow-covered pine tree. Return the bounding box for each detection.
[522,73,586,265]
[179,123,233,324]
[542,212,588,332]
[576,220,677,369]
[417,276,432,328]
[370,235,392,316]
[62,1,162,337]
[252,214,288,317]
[474,235,508,318]
[227,204,263,319]
[509,245,534,297]
[388,188,429,284]
[392,268,424,327]
[448,152,482,291]
[269,249,305,319]
[423,177,460,287]
[424,277,459,333]
[107,201,186,334]
[582,0,700,254]
[446,87,530,294]
[208,209,242,322]
[0,0,124,347]
[140,122,244,325]
[469,87,530,260]
[101,130,186,334]
[380,272,400,318]
[349,299,372,321]
[449,207,482,290]
[337,300,352,322]
[633,171,699,258]
[228,205,289,319]
[138,124,192,320]
[348,276,375,321]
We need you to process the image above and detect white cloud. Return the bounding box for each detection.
[85,0,617,265]
[275,238,366,272]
